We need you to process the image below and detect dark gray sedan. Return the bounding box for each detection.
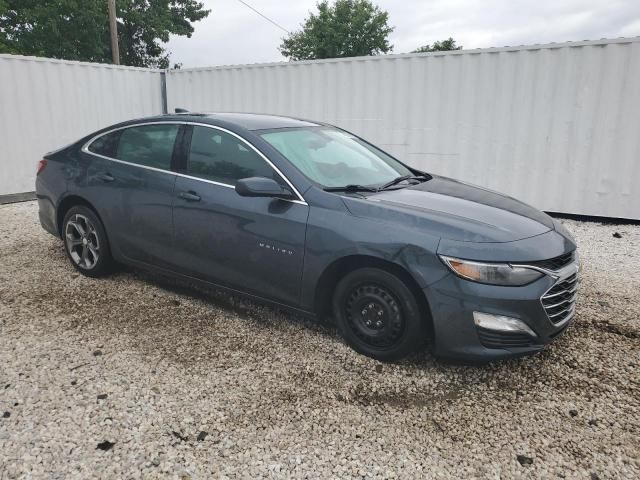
[35,113,578,362]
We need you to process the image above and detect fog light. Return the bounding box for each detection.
[473,312,537,337]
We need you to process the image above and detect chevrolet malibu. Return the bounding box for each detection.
[36,113,579,362]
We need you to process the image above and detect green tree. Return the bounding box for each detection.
[412,37,462,53]
[0,0,209,68]
[280,0,393,61]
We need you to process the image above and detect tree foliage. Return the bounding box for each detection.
[412,37,462,53]
[279,0,393,61]
[0,0,209,68]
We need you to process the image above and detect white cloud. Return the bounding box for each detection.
[167,0,640,67]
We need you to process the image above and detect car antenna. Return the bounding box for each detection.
[174,108,189,114]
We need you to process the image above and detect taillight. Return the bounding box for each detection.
[37,159,47,175]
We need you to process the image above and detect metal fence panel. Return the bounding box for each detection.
[2,39,639,219]
[0,55,163,195]
[166,38,640,219]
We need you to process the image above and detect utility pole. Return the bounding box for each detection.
[107,0,120,65]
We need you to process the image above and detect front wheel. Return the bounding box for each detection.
[62,206,113,277]
[333,268,426,361]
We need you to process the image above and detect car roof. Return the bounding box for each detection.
[162,112,322,131]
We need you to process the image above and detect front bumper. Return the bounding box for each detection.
[425,261,579,362]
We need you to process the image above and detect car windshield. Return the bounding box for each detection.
[259,127,413,189]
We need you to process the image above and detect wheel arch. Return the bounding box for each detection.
[56,194,103,237]
[313,255,434,340]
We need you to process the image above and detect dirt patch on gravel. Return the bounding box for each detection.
[1,201,639,479]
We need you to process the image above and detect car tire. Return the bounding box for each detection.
[333,267,426,361]
[62,206,113,277]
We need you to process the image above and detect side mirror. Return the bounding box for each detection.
[235,177,295,200]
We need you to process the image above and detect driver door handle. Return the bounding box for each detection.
[178,191,201,202]
[97,172,115,183]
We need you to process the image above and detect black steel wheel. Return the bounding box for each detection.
[62,205,113,277]
[333,267,426,361]
[345,284,404,348]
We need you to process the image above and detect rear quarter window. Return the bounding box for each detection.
[87,131,120,157]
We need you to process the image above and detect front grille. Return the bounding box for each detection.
[541,273,578,324]
[528,251,575,271]
[477,328,536,349]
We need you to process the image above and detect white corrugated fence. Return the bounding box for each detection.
[2,37,640,219]
[0,55,164,196]
[166,38,640,220]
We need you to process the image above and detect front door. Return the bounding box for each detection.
[171,125,309,307]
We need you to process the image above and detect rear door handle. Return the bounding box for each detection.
[97,172,115,183]
[178,191,201,202]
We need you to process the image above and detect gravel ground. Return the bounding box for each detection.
[0,201,639,479]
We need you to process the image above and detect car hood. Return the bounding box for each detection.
[342,175,555,243]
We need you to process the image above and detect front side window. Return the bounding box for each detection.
[116,124,179,170]
[188,126,275,184]
[260,127,411,188]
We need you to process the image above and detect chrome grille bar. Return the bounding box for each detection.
[540,264,579,326]
[544,296,576,310]
[543,283,578,299]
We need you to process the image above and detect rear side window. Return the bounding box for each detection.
[88,131,120,157]
[116,124,180,170]
[188,126,274,184]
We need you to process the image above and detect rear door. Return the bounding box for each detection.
[171,124,309,306]
[83,123,182,268]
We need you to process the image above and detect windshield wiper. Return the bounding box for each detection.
[323,184,378,192]
[376,174,430,191]
[324,174,430,193]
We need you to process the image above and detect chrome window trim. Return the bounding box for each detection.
[80,120,308,206]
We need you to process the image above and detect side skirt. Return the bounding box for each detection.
[113,252,317,320]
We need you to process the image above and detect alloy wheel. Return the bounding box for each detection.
[65,214,100,270]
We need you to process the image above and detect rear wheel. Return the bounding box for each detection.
[62,206,113,277]
[333,268,426,361]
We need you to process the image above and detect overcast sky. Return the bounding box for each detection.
[166,0,640,68]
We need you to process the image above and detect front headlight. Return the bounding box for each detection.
[440,255,544,286]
